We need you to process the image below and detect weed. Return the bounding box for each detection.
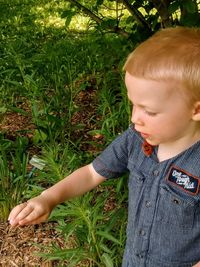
[0,145,29,221]
[38,184,127,266]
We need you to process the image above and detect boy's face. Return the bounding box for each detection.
[125,72,199,147]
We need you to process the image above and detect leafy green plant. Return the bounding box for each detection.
[39,143,82,183]
[0,1,132,263]
[0,146,29,221]
[95,70,131,143]
[38,185,127,267]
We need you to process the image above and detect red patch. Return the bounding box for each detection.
[142,141,153,156]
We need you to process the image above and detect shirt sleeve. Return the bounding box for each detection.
[92,126,135,179]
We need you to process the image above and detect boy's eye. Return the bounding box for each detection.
[144,110,157,116]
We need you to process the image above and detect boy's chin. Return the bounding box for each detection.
[145,138,159,146]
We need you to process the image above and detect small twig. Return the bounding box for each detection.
[9,260,19,267]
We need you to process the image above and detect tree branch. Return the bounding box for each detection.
[68,0,129,37]
[69,0,103,24]
[121,0,152,31]
[150,0,173,27]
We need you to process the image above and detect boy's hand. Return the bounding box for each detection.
[8,194,53,226]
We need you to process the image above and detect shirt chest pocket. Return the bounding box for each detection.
[128,160,148,187]
[155,185,198,229]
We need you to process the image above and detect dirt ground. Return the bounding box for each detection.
[0,221,63,266]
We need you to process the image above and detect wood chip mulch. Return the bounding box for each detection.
[0,221,64,267]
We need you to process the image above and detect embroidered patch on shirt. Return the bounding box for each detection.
[166,166,200,195]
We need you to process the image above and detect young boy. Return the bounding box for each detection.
[9,27,200,267]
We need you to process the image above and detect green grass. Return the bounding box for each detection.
[0,0,131,265]
[0,137,30,220]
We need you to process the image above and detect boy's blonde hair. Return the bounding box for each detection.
[124,27,200,102]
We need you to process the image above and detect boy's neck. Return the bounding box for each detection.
[157,132,200,162]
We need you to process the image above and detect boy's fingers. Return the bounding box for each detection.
[14,204,34,222]
[18,210,38,224]
[18,211,48,226]
[8,202,28,221]
[9,203,33,226]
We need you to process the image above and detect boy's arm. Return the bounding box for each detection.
[8,164,106,226]
[41,163,105,205]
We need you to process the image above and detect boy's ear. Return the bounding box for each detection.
[192,102,200,121]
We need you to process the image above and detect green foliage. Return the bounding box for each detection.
[39,183,127,266]
[0,1,130,258]
[55,0,200,42]
[34,143,84,185]
[0,137,29,221]
[96,70,131,142]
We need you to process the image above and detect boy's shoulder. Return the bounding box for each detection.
[176,139,200,173]
[116,124,143,150]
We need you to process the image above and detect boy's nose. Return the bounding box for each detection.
[131,106,144,125]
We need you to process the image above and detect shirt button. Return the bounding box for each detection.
[145,201,151,207]
[153,169,159,176]
[172,198,180,204]
[136,176,144,182]
[139,229,146,236]
[136,253,144,259]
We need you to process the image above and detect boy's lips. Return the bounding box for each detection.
[134,127,150,139]
[140,132,150,139]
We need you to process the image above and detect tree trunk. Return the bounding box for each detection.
[150,0,173,27]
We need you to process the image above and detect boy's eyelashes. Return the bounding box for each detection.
[144,110,157,116]
[131,104,158,117]
[128,97,158,117]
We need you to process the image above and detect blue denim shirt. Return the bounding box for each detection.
[92,124,200,267]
